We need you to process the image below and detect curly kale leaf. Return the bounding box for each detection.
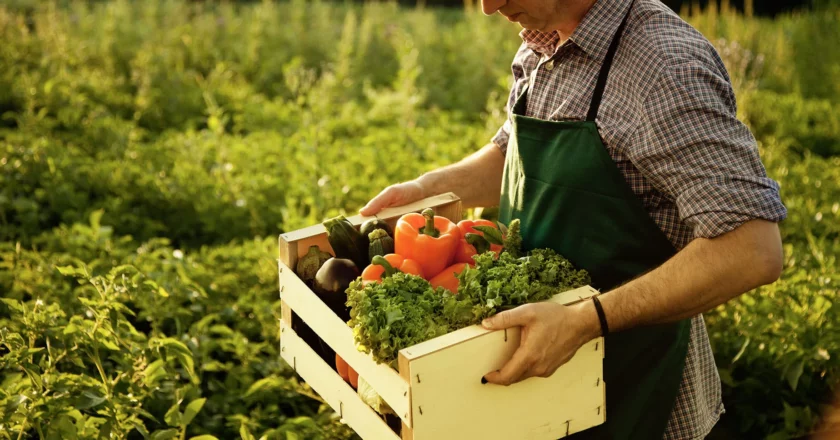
[346,273,452,367]
[456,249,590,322]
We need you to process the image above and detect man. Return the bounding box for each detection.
[359,0,786,438]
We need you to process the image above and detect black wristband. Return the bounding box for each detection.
[592,295,609,337]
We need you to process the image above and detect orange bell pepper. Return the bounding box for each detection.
[394,208,460,279]
[454,220,504,265]
[429,263,469,294]
[348,366,359,389]
[361,254,424,283]
[335,354,359,389]
[335,353,350,382]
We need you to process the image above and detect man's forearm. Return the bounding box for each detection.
[416,143,505,209]
[590,219,784,336]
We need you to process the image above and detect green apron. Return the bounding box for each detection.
[498,3,691,439]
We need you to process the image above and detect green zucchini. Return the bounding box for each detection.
[323,215,368,269]
[368,229,395,261]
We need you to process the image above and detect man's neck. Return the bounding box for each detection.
[551,0,599,41]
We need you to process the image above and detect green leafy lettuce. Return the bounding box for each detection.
[345,247,591,367]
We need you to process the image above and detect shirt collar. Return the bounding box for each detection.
[519,0,633,61]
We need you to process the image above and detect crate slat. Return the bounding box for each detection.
[279,261,412,426]
[280,320,400,440]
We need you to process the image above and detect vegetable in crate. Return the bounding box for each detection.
[367,229,395,261]
[361,254,424,283]
[394,208,460,279]
[429,263,469,293]
[336,353,350,382]
[358,376,393,415]
[359,218,393,241]
[346,273,455,368]
[502,218,523,258]
[454,220,504,265]
[335,354,359,389]
[455,249,590,321]
[295,245,332,286]
[323,215,369,269]
[348,366,359,389]
[313,258,359,322]
[345,220,590,367]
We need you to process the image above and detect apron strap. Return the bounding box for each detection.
[585,0,636,122]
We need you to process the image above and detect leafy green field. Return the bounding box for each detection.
[1,1,838,439]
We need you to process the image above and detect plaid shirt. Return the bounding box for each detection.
[492,0,787,438]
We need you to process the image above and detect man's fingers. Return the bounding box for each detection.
[359,187,396,216]
[482,304,534,330]
[484,346,532,386]
[359,181,426,216]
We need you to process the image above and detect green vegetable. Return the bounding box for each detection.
[295,245,332,286]
[502,218,523,258]
[368,229,395,261]
[465,233,490,254]
[357,376,394,415]
[472,225,504,246]
[346,273,453,368]
[323,215,369,269]
[455,249,590,322]
[345,248,590,367]
[360,218,393,239]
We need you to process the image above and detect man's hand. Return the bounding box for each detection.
[359,181,426,216]
[481,301,600,386]
[358,143,506,215]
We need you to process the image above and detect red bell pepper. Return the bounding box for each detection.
[429,263,469,294]
[453,219,504,265]
[394,208,460,279]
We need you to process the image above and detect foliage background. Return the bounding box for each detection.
[0,0,838,439]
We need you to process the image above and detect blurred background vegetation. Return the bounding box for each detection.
[0,0,838,439]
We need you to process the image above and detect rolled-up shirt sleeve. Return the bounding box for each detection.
[492,43,532,157]
[630,60,787,239]
[491,118,512,155]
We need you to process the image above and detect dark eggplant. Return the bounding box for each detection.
[313,258,359,322]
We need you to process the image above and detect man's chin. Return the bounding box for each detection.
[518,23,542,31]
[516,18,547,32]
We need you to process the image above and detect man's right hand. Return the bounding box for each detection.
[359,180,427,216]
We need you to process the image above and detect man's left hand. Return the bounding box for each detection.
[481,301,600,386]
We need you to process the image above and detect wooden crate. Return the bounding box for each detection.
[278,192,606,440]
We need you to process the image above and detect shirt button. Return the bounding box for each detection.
[544,60,555,71]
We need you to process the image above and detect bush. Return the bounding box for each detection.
[706,141,840,438]
[740,91,840,157]
[0,213,356,439]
